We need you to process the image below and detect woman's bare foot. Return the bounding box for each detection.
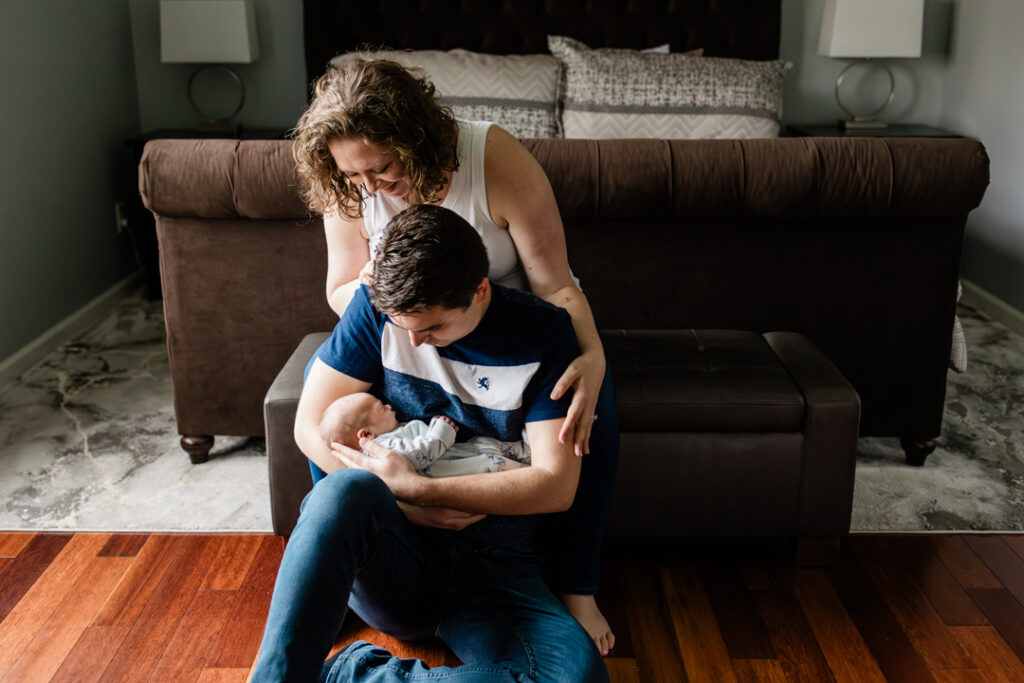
[562,593,615,656]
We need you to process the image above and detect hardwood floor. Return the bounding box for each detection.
[1,532,1023,681]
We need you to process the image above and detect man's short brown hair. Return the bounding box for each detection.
[369,205,489,314]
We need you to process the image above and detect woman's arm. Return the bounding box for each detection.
[484,126,607,456]
[324,209,372,317]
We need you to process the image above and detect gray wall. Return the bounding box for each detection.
[0,1,141,361]
[938,2,1024,312]
[128,0,307,131]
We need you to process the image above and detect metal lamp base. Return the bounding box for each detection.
[840,119,889,130]
[187,65,246,132]
[835,59,895,130]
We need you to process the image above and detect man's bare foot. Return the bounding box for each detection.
[562,593,615,656]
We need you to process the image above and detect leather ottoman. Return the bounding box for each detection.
[265,330,860,547]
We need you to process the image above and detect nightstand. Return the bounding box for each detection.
[785,123,962,138]
[123,128,288,299]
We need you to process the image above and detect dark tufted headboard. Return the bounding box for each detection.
[302,0,781,85]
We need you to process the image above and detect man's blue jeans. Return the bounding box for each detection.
[251,468,608,682]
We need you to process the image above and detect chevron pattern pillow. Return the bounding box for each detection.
[330,50,561,138]
[548,36,792,140]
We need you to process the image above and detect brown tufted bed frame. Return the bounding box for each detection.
[140,1,990,470]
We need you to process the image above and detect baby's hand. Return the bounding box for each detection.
[437,416,459,431]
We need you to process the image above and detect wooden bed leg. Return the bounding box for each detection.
[900,437,937,467]
[181,435,214,464]
[796,537,840,567]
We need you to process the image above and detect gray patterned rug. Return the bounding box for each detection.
[0,293,1021,532]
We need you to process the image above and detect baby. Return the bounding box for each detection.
[319,392,530,477]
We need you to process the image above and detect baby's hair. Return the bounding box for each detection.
[319,394,372,449]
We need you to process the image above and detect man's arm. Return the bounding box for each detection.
[333,417,580,515]
[294,357,372,474]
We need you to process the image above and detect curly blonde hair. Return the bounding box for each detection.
[292,57,460,218]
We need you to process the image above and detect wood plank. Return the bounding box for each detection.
[929,536,1001,589]
[619,551,688,683]
[197,668,250,683]
[965,588,1024,665]
[0,533,72,622]
[2,556,131,683]
[206,535,284,669]
[99,534,223,682]
[605,658,641,683]
[660,559,738,683]
[751,580,836,683]
[150,588,238,682]
[97,534,149,558]
[887,536,988,626]
[697,562,775,659]
[0,533,35,558]
[92,534,183,627]
[962,535,1024,606]
[0,533,109,676]
[949,626,1024,683]
[732,658,790,683]
[49,626,130,683]
[829,542,937,682]
[932,670,993,683]
[791,569,886,683]
[201,534,264,591]
[1003,535,1024,563]
[741,564,778,591]
[851,537,972,670]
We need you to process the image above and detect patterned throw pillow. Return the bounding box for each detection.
[547,35,792,139]
[330,49,561,138]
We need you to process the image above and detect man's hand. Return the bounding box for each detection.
[330,437,423,500]
[396,501,485,530]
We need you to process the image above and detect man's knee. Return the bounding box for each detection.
[299,468,393,522]
[528,616,607,683]
[557,630,608,683]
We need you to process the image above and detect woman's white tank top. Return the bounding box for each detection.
[362,120,528,290]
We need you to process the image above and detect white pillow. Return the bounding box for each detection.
[331,49,561,138]
[548,36,792,139]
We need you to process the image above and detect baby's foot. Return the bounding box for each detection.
[562,593,615,656]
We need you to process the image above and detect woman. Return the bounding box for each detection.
[293,57,620,655]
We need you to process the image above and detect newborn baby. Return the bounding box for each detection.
[319,392,530,477]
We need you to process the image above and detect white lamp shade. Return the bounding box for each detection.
[160,0,260,63]
[819,0,923,58]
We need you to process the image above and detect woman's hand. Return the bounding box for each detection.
[550,350,606,456]
[396,501,485,530]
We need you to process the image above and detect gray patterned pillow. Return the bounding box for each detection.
[547,36,792,139]
[330,49,561,138]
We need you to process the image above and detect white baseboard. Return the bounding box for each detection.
[961,278,1024,338]
[0,273,143,395]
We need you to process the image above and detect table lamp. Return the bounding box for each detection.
[160,0,260,130]
[818,0,924,130]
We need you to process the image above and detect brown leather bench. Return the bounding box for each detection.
[265,329,859,557]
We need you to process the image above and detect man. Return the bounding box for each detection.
[252,204,608,682]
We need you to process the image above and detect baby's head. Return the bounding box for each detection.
[319,392,399,448]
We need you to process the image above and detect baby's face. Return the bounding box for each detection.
[360,394,399,435]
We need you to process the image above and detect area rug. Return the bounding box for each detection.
[0,293,1021,532]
